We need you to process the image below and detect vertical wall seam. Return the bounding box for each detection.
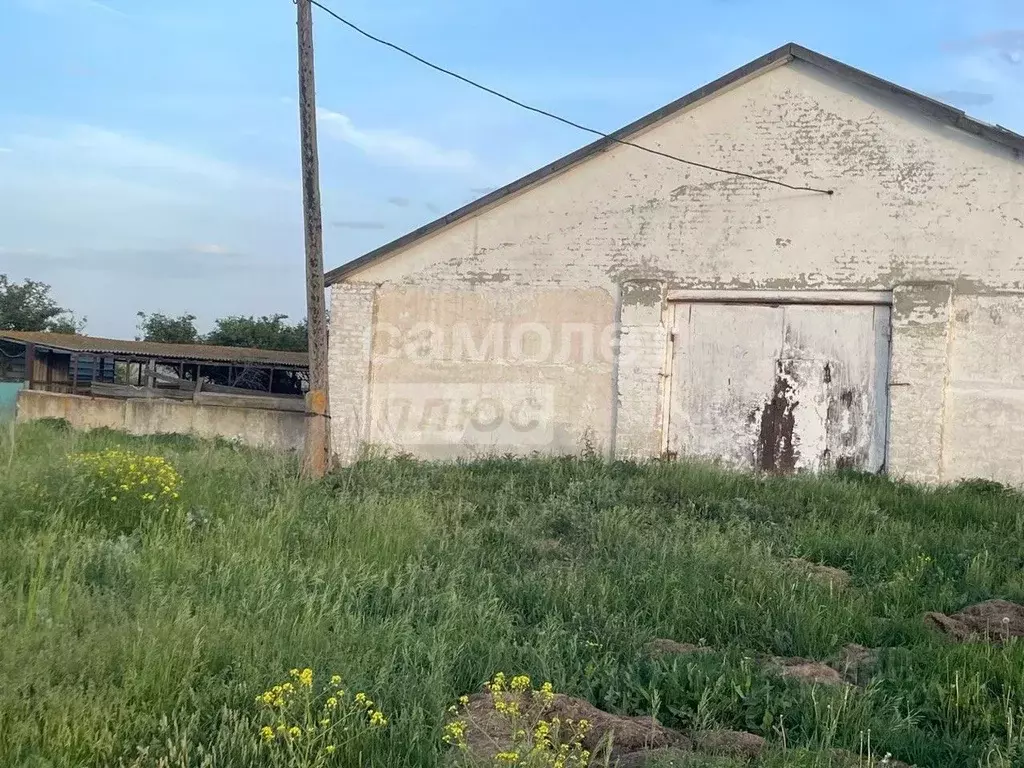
[658,301,676,457]
[360,284,382,454]
[936,285,956,483]
[878,304,895,474]
[608,283,623,461]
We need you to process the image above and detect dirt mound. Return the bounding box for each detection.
[458,693,768,766]
[832,643,880,685]
[829,748,913,768]
[924,599,1024,643]
[613,748,692,767]
[645,639,714,657]
[786,557,852,589]
[645,637,864,687]
[461,692,691,762]
[770,656,847,686]
[692,729,766,758]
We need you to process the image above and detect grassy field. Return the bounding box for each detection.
[1,420,1023,768]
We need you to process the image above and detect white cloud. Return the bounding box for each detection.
[953,54,1013,86]
[79,0,122,13]
[19,0,125,16]
[0,120,298,283]
[934,30,1024,133]
[317,109,477,172]
[944,30,1024,88]
[0,246,43,256]
[191,244,231,255]
[3,123,289,195]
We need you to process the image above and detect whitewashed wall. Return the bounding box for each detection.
[329,60,1024,483]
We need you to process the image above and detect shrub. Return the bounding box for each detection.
[34,417,72,432]
[69,449,182,533]
[255,668,387,767]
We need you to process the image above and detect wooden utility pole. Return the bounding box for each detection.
[296,0,331,478]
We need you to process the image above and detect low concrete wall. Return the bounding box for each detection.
[16,389,305,452]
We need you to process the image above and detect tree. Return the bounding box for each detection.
[205,315,308,352]
[47,315,87,335]
[136,312,200,344]
[0,275,84,333]
[134,311,308,352]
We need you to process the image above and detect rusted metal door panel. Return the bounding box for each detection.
[667,302,890,474]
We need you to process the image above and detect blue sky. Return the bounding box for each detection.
[1,0,1022,337]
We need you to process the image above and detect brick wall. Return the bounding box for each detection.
[327,283,376,464]
[886,284,953,483]
[613,281,669,459]
[326,60,1024,481]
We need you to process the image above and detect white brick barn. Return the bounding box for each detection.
[325,43,1024,485]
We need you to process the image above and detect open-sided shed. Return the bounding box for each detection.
[0,331,309,398]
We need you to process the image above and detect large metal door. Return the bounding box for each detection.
[666,300,890,473]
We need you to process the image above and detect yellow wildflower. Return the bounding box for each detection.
[539,683,555,706]
[260,726,275,743]
[511,675,531,692]
[443,720,467,744]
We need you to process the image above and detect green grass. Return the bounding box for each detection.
[1,420,1023,767]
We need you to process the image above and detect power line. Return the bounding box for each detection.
[307,0,834,196]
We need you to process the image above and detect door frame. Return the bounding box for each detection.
[666,289,893,306]
[660,289,894,468]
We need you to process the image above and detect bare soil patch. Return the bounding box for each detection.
[924,599,1024,643]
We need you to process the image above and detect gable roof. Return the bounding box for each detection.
[325,42,1024,286]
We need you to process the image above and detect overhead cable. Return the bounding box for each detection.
[308,0,834,195]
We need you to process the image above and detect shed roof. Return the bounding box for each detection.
[0,331,309,369]
[325,42,1024,286]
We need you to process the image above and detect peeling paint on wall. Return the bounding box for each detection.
[328,60,1023,481]
[756,361,798,473]
[669,302,888,475]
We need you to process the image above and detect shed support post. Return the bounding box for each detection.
[24,343,35,390]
